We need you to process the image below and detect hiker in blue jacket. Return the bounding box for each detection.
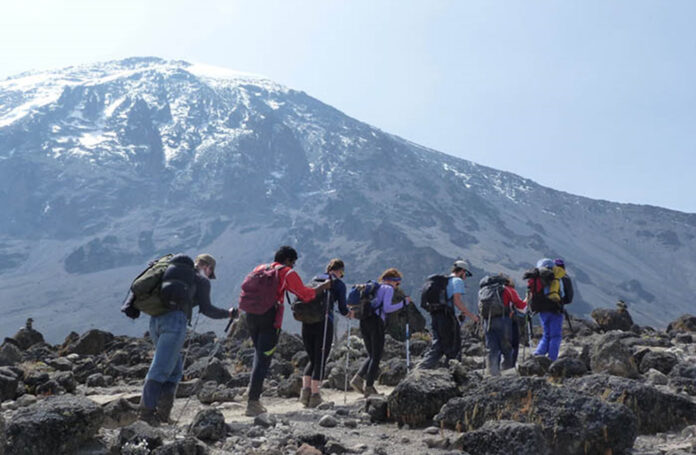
[300,258,349,408]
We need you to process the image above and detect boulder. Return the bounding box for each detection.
[548,357,587,378]
[0,367,20,402]
[102,398,138,429]
[190,408,226,442]
[434,376,637,455]
[378,358,407,386]
[382,335,406,361]
[278,373,303,398]
[116,421,164,452]
[6,395,104,454]
[196,381,237,405]
[269,359,294,378]
[184,357,231,384]
[152,437,210,455]
[591,307,634,332]
[11,324,45,350]
[667,314,696,333]
[86,373,113,388]
[62,329,114,356]
[669,362,696,396]
[0,342,22,366]
[638,350,678,375]
[385,302,426,342]
[52,371,77,394]
[567,374,696,434]
[276,332,304,361]
[366,395,388,422]
[450,420,550,455]
[387,369,459,427]
[517,355,552,377]
[589,333,639,378]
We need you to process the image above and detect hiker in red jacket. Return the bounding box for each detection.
[239,245,331,416]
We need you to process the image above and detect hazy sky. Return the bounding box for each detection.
[2,1,695,212]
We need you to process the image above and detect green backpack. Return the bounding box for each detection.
[130,254,175,316]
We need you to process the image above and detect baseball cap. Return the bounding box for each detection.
[453,260,473,277]
[196,253,217,279]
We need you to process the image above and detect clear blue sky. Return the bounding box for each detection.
[2,1,695,213]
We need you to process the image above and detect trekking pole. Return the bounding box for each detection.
[343,318,350,404]
[526,312,534,350]
[319,277,332,383]
[563,307,575,335]
[405,303,411,372]
[173,310,235,425]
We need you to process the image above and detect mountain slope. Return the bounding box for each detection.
[1,57,694,342]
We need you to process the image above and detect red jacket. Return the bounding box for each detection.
[503,286,527,314]
[254,262,316,328]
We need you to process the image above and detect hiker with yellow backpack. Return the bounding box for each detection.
[525,258,566,361]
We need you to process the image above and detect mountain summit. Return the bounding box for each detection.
[1,57,694,341]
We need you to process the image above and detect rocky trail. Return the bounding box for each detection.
[1,307,696,454]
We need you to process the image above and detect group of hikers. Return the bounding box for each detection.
[122,246,574,423]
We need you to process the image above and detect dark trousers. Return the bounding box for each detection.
[420,309,461,369]
[302,319,334,381]
[511,316,520,366]
[358,315,385,386]
[247,308,279,401]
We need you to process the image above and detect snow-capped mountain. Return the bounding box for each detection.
[1,57,694,342]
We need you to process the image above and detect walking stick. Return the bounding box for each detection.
[526,312,534,350]
[344,319,350,404]
[319,277,332,382]
[405,305,411,371]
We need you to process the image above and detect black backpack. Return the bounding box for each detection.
[478,275,508,320]
[561,276,574,305]
[347,281,381,320]
[420,274,451,313]
[291,276,329,324]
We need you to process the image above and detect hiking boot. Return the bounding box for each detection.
[350,374,365,394]
[138,407,161,427]
[245,400,267,417]
[308,392,323,408]
[156,392,175,424]
[299,387,311,407]
[363,385,379,397]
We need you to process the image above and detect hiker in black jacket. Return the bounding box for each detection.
[139,254,235,425]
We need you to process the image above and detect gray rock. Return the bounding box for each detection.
[324,440,349,454]
[51,371,76,393]
[6,394,104,454]
[62,329,114,356]
[318,414,338,428]
[343,419,358,428]
[45,357,73,372]
[151,437,210,455]
[0,367,19,402]
[590,333,639,378]
[667,314,696,333]
[116,420,164,452]
[276,332,304,361]
[669,362,696,396]
[674,333,693,343]
[434,376,637,455]
[378,357,407,386]
[11,327,45,350]
[86,373,113,387]
[548,357,587,378]
[189,408,227,442]
[253,413,276,428]
[269,359,294,378]
[567,374,696,434]
[517,355,552,376]
[366,395,388,422]
[102,398,138,429]
[639,350,679,375]
[277,373,302,398]
[0,414,5,455]
[450,420,550,455]
[291,350,310,369]
[0,343,22,366]
[387,369,459,427]
[184,357,231,384]
[591,307,634,332]
[645,368,669,385]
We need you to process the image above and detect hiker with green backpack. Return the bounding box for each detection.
[293,258,349,408]
[123,253,236,425]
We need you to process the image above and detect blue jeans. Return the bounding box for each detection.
[534,311,563,361]
[485,316,513,376]
[145,310,188,384]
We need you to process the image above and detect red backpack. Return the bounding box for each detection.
[238,264,286,314]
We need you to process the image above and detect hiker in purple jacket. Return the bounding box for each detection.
[350,268,409,397]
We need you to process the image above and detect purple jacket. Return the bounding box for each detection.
[372,284,405,321]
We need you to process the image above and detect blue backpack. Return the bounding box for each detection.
[347,280,381,320]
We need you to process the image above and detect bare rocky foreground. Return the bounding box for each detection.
[0,310,695,454]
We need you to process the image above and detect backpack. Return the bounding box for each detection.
[291,276,329,324]
[420,274,451,313]
[347,281,381,320]
[561,275,574,305]
[524,267,561,313]
[478,275,508,320]
[238,264,286,315]
[129,254,180,317]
